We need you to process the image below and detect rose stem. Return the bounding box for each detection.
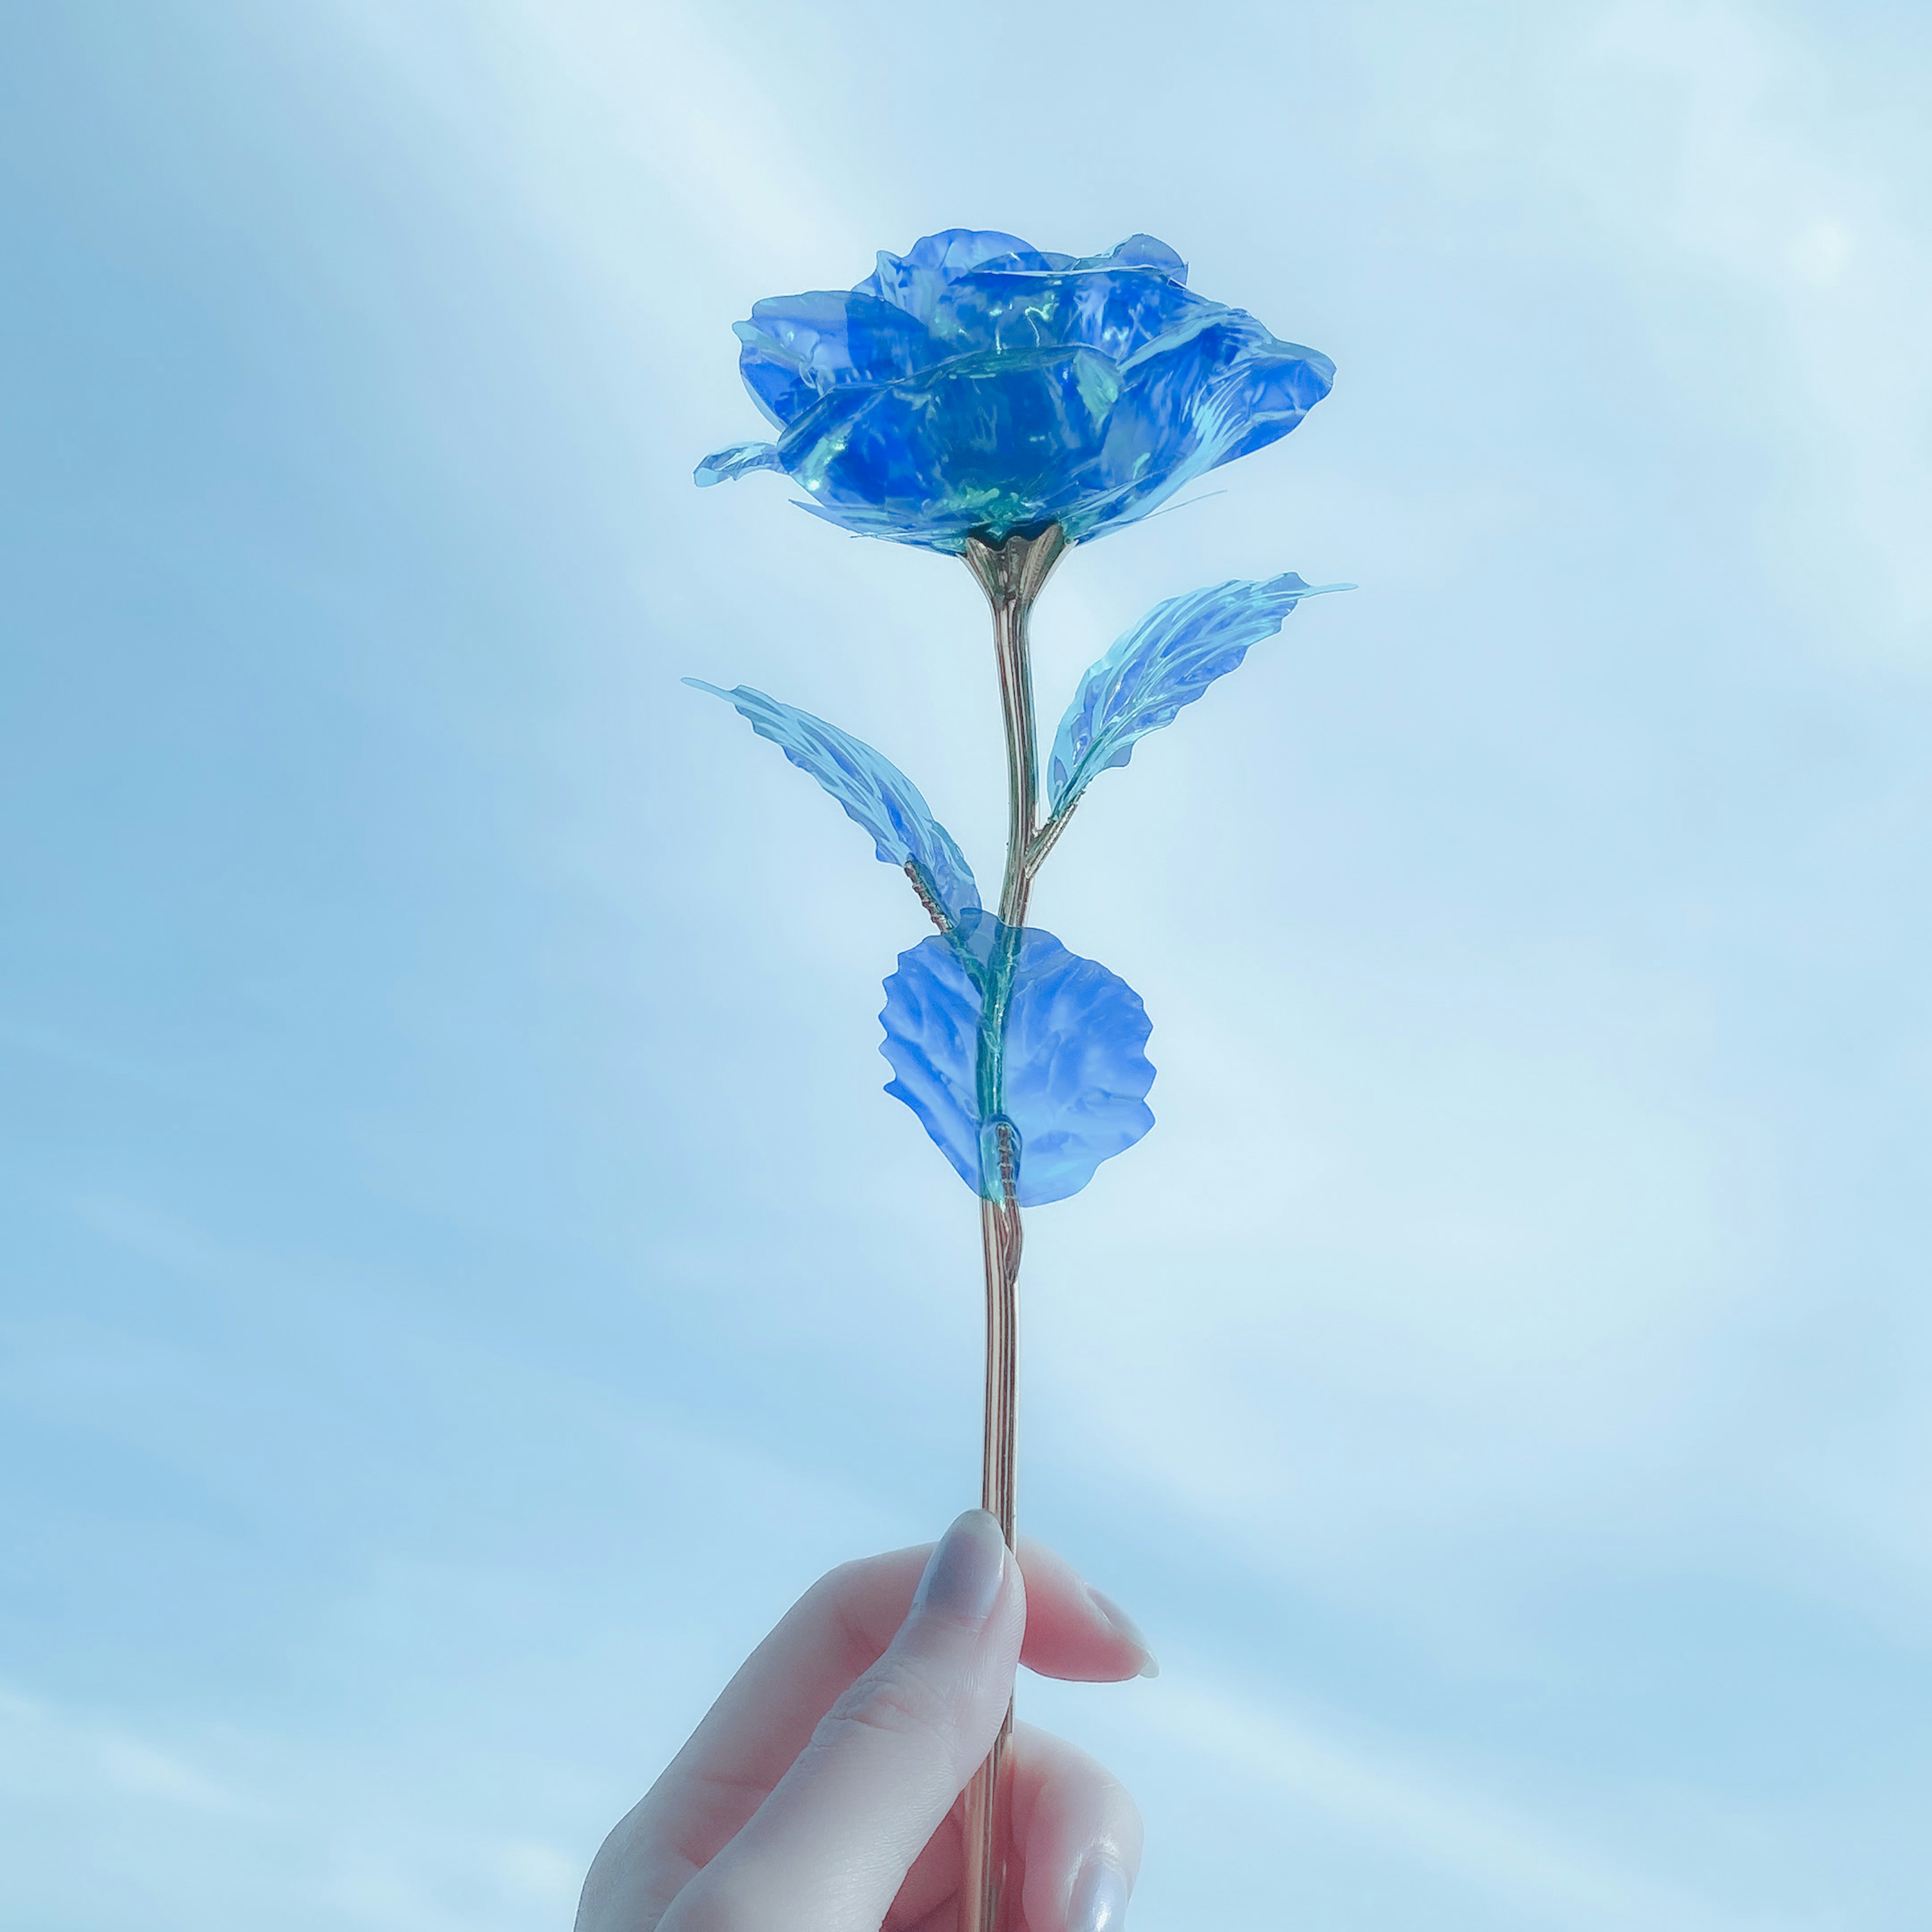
[957,523,1067,1932]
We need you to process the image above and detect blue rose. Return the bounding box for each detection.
[695,228,1334,552]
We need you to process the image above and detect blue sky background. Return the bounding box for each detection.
[4,2,1930,1926]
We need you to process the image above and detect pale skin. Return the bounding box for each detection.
[576,1510,1149,1932]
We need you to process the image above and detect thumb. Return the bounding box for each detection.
[661,1510,1022,1932]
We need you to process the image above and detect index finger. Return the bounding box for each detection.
[660,1510,1022,1932]
[689,1536,1154,1790]
[585,1537,1154,1915]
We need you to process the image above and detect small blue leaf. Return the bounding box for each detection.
[1046,573,1351,809]
[879,911,1155,1208]
[685,680,980,927]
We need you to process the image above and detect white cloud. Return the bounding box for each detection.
[1151,1677,1788,1932]
[333,0,877,291]
[496,1838,582,1901]
[1560,1,1932,644]
[0,1685,244,1813]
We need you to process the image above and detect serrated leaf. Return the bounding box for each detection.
[1045,573,1350,810]
[878,910,1155,1208]
[685,679,980,927]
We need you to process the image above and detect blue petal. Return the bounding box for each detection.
[763,311,1333,550]
[696,232,1335,550]
[1065,313,1335,541]
[685,680,980,926]
[858,229,1053,319]
[733,291,944,429]
[1068,233,1189,281]
[694,439,782,487]
[1046,574,1352,808]
[777,344,1130,550]
[879,913,1155,1206]
[1113,312,1335,475]
[921,267,1222,367]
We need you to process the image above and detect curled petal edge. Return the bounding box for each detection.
[695,439,783,487]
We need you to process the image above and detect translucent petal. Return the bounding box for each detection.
[878,912,1155,1206]
[1046,574,1352,808]
[859,229,1054,320]
[695,230,1335,551]
[1177,326,1339,470]
[733,291,944,429]
[693,439,782,487]
[684,680,980,926]
[1068,233,1189,280]
[920,268,1220,366]
[1063,317,1335,542]
[777,344,1128,550]
[1110,311,1333,467]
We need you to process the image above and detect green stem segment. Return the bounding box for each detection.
[956,524,1067,1932]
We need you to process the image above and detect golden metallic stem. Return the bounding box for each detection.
[960,1190,1020,1929]
[956,525,1065,1932]
[964,525,1067,929]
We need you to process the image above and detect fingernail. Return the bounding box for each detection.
[1068,1849,1132,1932]
[1087,1586,1160,1679]
[912,1509,1008,1626]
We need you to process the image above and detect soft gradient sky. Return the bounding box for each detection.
[4,3,1930,1927]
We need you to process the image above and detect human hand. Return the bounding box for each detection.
[575,1509,1151,1932]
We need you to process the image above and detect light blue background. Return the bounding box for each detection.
[4,3,1929,1927]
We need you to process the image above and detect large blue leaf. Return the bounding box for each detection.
[879,911,1155,1208]
[685,679,980,927]
[1045,573,1350,809]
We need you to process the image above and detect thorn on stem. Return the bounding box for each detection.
[904,861,954,935]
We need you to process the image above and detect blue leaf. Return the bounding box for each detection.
[685,679,980,927]
[879,911,1155,1208]
[1045,574,1351,809]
